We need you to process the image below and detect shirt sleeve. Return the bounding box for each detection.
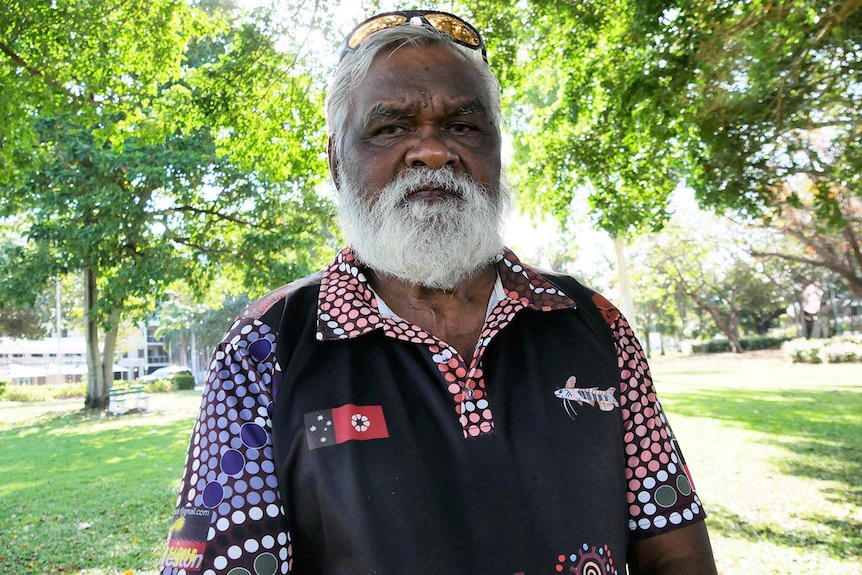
[161,316,293,575]
[602,302,706,539]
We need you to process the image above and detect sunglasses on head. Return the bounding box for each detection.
[339,10,487,63]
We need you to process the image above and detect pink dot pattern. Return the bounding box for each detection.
[316,248,578,438]
[596,294,705,535]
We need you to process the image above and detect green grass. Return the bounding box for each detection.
[0,392,203,575]
[0,353,860,574]
[649,352,861,574]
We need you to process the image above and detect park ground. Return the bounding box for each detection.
[0,351,859,574]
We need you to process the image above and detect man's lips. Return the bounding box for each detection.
[405,187,461,201]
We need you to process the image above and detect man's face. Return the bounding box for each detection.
[333,43,502,204]
[331,43,508,289]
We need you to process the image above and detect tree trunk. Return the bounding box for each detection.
[83,268,122,409]
[102,309,120,392]
[613,236,637,329]
[700,301,745,354]
[83,267,108,409]
[191,330,200,384]
[178,332,188,367]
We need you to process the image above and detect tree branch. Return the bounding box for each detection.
[0,39,65,91]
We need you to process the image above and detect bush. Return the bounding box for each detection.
[2,384,56,402]
[52,382,87,399]
[742,335,791,351]
[782,335,862,364]
[691,335,791,354]
[0,379,7,399]
[144,378,173,393]
[172,372,196,390]
[142,372,196,392]
[692,340,731,354]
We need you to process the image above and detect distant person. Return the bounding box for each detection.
[160,9,717,575]
[802,281,824,338]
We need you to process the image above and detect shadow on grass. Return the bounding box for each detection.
[707,502,862,560]
[0,408,193,491]
[665,387,862,505]
[665,386,862,562]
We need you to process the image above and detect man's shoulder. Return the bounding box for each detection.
[526,265,598,301]
[239,270,324,323]
[527,266,622,330]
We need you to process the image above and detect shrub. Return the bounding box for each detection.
[742,335,791,351]
[172,372,196,391]
[782,339,823,363]
[0,379,7,399]
[692,340,731,354]
[691,335,791,354]
[0,381,84,402]
[144,378,174,393]
[2,384,54,402]
[52,382,87,399]
[782,335,862,364]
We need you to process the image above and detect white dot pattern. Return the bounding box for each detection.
[316,248,578,438]
[161,316,293,575]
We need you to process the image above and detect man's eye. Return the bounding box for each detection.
[376,125,406,136]
[449,123,475,134]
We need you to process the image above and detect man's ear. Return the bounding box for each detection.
[327,138,340,191]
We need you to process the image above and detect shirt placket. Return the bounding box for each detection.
[317,247,575,439]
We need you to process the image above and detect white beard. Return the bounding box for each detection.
[337,166,511,290]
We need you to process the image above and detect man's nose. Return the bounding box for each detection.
[404,129,458,169]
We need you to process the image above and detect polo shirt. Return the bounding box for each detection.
[161,247,705,575]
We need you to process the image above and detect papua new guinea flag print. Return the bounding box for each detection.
[304,404,389,450]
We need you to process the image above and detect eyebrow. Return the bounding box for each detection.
[363,104,410,127]
[453,99,489,117]
[362,98,490,127]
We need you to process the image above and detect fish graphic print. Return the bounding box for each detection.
[555,376,619,419]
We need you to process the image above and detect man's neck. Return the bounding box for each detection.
[367,264,497,363]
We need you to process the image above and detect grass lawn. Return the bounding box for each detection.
[0,352,859,574]
[649,351,861,574]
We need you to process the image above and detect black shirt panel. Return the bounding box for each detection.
[271,282,628,575]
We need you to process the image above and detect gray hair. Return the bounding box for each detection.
[325,24,502,164]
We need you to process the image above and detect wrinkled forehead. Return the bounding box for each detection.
[350,43,490,116]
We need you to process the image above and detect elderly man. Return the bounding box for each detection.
[161,10,717,575]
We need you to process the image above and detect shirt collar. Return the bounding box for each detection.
[316,246,576,341]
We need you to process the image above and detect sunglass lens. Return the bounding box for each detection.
[348,15,409,49]
[424,13,481,48]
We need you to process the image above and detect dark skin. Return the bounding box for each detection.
[330,44,501,363]
[330,42,718,575]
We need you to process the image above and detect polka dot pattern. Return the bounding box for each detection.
[315,248,577,438]
[555,543,619,575]
[598,297,705,537]
[165,246,704,574]
[162,317,293,575]
[316,250,382,341]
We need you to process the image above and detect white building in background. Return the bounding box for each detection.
[0,323,172,385]
[0,334,88,385]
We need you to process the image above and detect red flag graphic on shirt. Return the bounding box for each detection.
[305,404,389,450]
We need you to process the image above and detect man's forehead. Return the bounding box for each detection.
[361,96,490,122]
[351,45,489,119]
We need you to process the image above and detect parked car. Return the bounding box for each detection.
[138,365,192,383]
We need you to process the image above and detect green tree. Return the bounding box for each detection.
[465,0,860,293]
[0,2,335,408]
[634,208,804,352]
